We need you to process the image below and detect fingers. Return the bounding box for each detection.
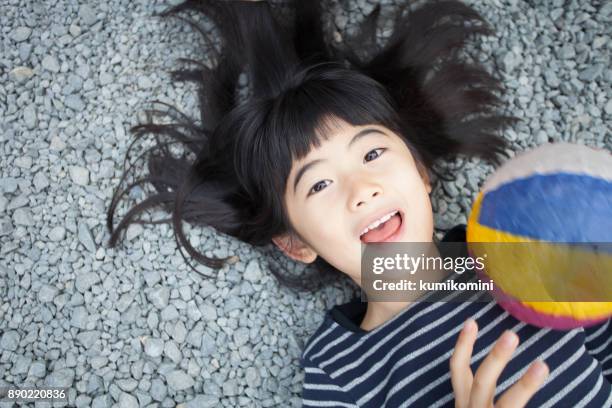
[450,319,478,408]
[495,360,549,408]
[467,329,519,407]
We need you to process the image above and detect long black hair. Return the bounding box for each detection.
[106,0,517,292]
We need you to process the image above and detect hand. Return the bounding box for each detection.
[450,319,549,408]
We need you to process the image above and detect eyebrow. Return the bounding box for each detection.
[292,128,388,195]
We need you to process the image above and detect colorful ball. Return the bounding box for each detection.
[466,143,612,329]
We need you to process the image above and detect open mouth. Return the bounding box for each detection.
[359,210,404,243]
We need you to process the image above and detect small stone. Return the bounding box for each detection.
[578,65,603,82]
[138,76,153,89]
[1,330,20,351]
[434,213,455,230]
[99,71,113,85]
[76,331,99,348]
[245,366,260,386]
[143,270,161,287]
[19,43,32,61]
[69,23,81,37]
[79,5,98,26]
[130,360,144,380]
[33,172,49,192]
[38,284,59,302]
[199,281,217,297]
[143,337,164,358]
[14,156,32,169]
[147,311,159,330]
[550,7,563,20]
[69,166,89,185]
[178,395,220,408]
[443,182,459,197]
[178,285,192,301]
[71,306,89,329]
[65,95,86,112]
[557,44,575,60]
[161,304,179,321]
[200,303,217,321]
[225,297,244,313]
[45,368,75,388]
[187,359,200,377]
[501,51,515,72]
[223,379,238,396]
[200,332,217,357]
[28,361,46,378]
[148,286,170,309]
[243,259,262,282]
[164,340,182,364]
[126,224,143,241]
[117,379,138,392]
[150,379,167,402]
[535,130,548,144]
[87,375,104,394]
[11,26,32,42]
[48,226,66,242]
[0,220,13,237]
[233,327,249,347]
[9,66,34,83]
[592,36,606,49]
[23,104,38,130]
[172,321,187,344]
[186,301,201,321]
[0,178,18,193]
[116,293,133,313]
[66,74,83,94]
[75,272,100,292]
[7,194,28,210]
[78,222,96,252]
[76,64,90,79]
[13,208,34,225]
[92,394,112,408]
[75,395,92,408]
[42,55,60,73]
[118,392,139,408]
[50,135,66,151]
[90,356,108,369]
[605,99,612,116]
[166,370,194,391]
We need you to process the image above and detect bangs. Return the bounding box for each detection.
[231,62,403,202]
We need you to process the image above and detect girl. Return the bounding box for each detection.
[106,0,612,406]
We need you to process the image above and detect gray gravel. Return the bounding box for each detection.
[0,0,610,407]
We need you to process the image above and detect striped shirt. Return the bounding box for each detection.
[300,225,612,407]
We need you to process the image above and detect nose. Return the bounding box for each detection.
[349,177,383,211]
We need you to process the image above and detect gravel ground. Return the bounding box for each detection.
[0,0,610,407]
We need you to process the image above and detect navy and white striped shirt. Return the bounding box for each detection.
[300,226,612,407]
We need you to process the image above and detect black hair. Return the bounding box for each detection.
[106,0,517,292]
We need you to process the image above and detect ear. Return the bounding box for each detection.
[272,233,318,264]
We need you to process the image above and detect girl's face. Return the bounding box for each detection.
[272,118,434,287]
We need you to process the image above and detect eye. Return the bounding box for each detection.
[308,180,329,196]
[307,148,388,197]
[364,147,387,163]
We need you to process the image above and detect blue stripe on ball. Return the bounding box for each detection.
[478,173,612,242]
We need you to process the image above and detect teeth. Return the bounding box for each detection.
[360,210,399,237]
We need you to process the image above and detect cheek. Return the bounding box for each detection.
[310,216,341,243]
[293,205,337,243]
[392,162,425,192]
